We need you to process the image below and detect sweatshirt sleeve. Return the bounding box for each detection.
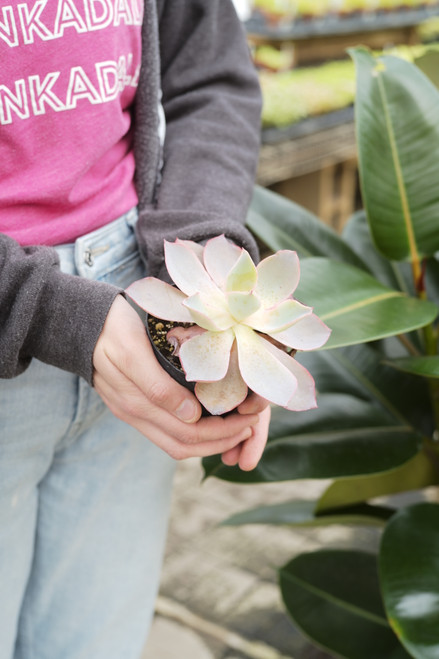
[0,233,121,383]
[135,0,262,279]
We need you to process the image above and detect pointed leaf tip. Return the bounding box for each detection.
[125,277,193,322]
[203,235,241,289]
[195,344,248,414]
[234,324,297,407]
[226,249,258,293]
[255,250,300,307]
[164,240,217,297]
[179,329,234,383]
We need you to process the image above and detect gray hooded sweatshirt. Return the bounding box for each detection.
[0,0,262,386]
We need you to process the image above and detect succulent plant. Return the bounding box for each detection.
[126,236,330,415]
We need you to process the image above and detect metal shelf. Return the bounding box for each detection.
[261,106,355,144]
[246,5,439,41]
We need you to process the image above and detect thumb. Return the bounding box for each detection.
[95,295,202,423]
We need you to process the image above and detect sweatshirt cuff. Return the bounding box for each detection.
[135,208,260,281]
[24,268,122,385]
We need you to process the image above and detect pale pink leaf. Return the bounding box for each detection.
[246,298,312,333]
[203,235,241,289]
[226,250,258,293]
[234,324,297,407]
[125,278,193,322]
[227,291,261,322]
[166,325,206,357]
[195,344,248,415]
[269,313,331,351]
[179,329,235,382]
[164,240,217,296]
[261,338,317,411]
[183,292,234,331]
[176,239,204,263]
[255,250,301,307]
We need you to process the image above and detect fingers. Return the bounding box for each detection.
[94,296,204,422]
[95,361,259,442]
[95,377,255,460]
[135,359,201,423]
[238,406,271,471]
[94,353,260,458]
[237,392,270,415]
[148,425,254,461]
[221,443,243,467]
[222,405,271,472]
[222,395,271,467]
[93,295,267,463]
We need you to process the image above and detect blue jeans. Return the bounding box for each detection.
[0,209,176,659]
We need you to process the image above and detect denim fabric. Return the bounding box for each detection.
[0,209,176,659]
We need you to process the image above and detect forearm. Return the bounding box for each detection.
[0,233,121,383]
[135,0,262,279]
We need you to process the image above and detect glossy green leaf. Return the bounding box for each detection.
[385,356,439,379]
[317,450,438,512]
[380,503,439,658]
[247,185,367,268]
[342,211,415,296]
[342,211,427,356]
[223,499,393,528]
[296,258,438,349]
[299,344,433,436]
[351,48,439,261]
[425,255,439,309]
[203,340,432,485]
[414,49,439,90]
[202,393,422,484]
[280,550,410,659]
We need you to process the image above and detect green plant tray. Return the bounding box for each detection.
[246,5,439,40]
[261,105,354,144]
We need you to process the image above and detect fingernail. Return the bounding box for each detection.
[176,399,198,423]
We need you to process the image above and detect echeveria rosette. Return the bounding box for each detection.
[126,236,331,415]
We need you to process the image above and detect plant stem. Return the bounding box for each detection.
[412,257,439,431]
[423,438,439,479]
[412,257,423,295]
[424,323,438,356]
[397,333,422,356]
[423,322,439,432]
[428,379,439,435]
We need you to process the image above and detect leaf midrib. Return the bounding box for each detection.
[321,290,403,321]
[280,568,389,628]
[331,351,410,425]
[377,66,419,264]
[269,424,414,446]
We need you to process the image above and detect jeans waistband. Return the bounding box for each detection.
[55,207,139,279]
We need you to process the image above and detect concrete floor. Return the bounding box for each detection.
[141,457,381,659]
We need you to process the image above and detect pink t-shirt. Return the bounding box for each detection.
[0,0,142,246]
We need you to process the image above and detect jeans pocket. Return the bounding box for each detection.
[99,249,146,290]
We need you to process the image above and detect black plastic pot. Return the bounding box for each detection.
[146,313,217,417]
[145,313,243,418]
[146,313,194,390]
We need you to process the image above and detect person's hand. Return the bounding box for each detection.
[93,295,262,464]
[221,394,271,471]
